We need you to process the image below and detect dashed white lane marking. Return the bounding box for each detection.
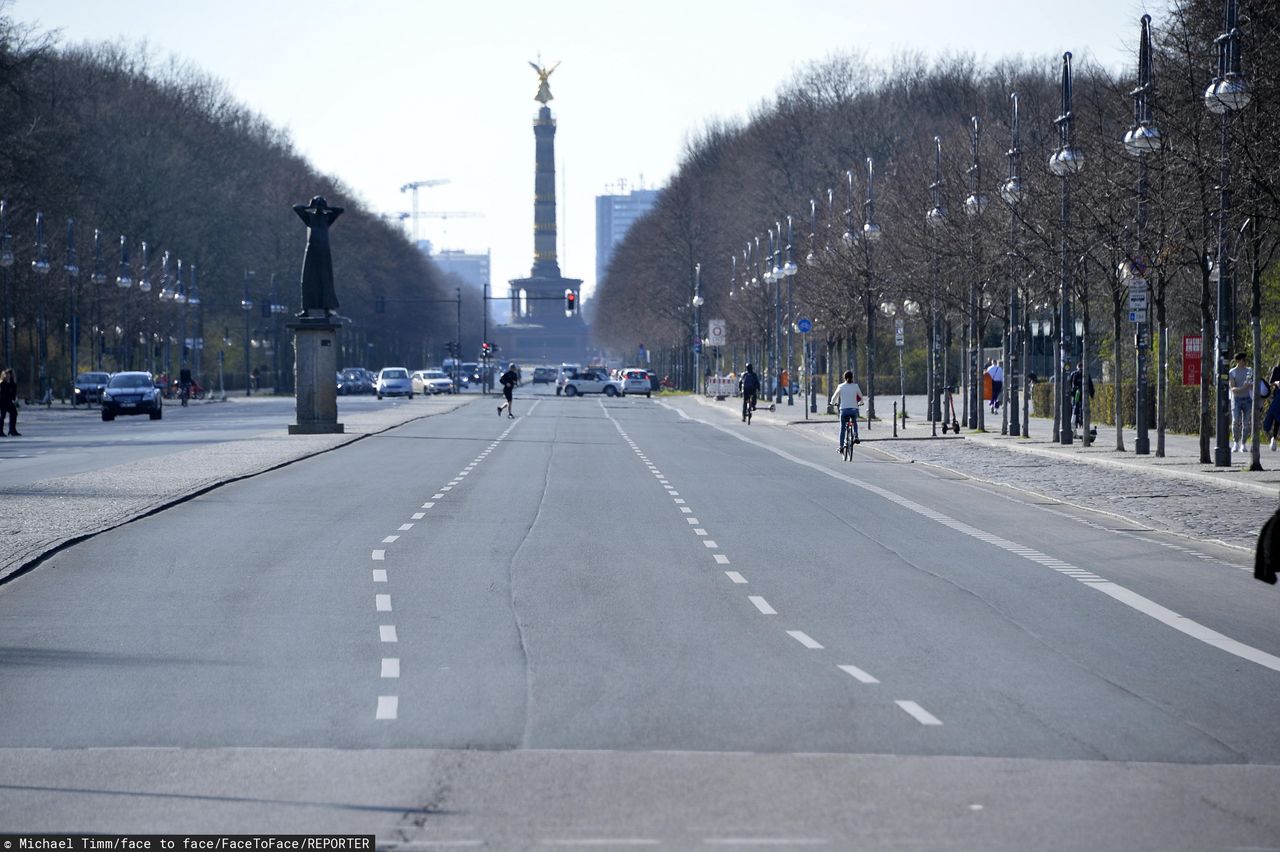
[372,569,388,583]
[726,571,748,584]
[380,625,398,643]
[749,595,777,615]
[372,550,386,561]
[838,664,880,684]
[674,498,687,505]
[787,630,823,649]
[714,554,731,564]
[382,535,399,544]
[432,493,445,499]
[376,594,392,612]
[680,507,693,514]
[381,658,400,678]
[896,700,943,725]
[702,540,718,548]
[376,695,398,720]
[440,486,453,491]
[422,502,435,509]
[661,401,1280,676]
[687,518,700,524]
[541,841,660,848]
[398,524,414,531]
[694,529,708,536]
[412,512,425,520]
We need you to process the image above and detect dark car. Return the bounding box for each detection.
[73,371,111,406]
[337,368,375,395]
[101,371,163,421]
[532,366,557,385]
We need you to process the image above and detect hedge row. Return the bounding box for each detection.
[1030,381,1224,436]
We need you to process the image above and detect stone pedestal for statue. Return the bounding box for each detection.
[288,314,343,435]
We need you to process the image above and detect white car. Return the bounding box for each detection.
[555,363,581,396]
[619,368,652,398]
[560,369,623,397]
[376,367,414,399]
[412,369,454,395]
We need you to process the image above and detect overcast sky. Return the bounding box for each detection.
[12,0,1154,299]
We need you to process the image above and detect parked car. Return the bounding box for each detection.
[561,369,623,397]
[532,366,557,385]
[412,369,455,395]
[376,367,414,399]
[73,371,111,406]
[337,368,375,395]
[101,371,163,421]
[619,368,652,398]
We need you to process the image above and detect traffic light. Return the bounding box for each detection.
[481,342,492,359]
[565,289,577,316]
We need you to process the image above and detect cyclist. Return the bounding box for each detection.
[738,363,760,421]
[830,370,864,452]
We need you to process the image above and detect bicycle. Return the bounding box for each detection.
[840,408,860,461]
[742,391,757,424]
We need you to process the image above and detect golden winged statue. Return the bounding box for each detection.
[529,59,560,104]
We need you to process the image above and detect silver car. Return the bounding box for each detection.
[376,367,414,399]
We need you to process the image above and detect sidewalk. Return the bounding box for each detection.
[693,391,1280,498]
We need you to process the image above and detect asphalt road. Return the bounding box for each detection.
[1,386,1277,849]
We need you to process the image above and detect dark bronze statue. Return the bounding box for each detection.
[293,195,343,316]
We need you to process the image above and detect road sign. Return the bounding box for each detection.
[1128,309,1147,323]
[1183,334,1202,386]
[707,318,727,348]
[894,318,905,347]
[1127,278,1148,310]
[796,317,813,334]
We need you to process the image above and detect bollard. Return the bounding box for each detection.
[893,401,898,437]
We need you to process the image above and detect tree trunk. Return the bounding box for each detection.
[1113,291,1126,451]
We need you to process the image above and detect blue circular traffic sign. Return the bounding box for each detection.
[797,318,813,334]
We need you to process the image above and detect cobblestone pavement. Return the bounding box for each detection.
[872,437,1266,551]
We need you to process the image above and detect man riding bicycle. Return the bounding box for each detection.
[830,370,864,451]
[739,363,760,421]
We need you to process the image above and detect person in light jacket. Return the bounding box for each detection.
[829,370,863,452]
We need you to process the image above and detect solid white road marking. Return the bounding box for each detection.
[896,700,943,725]
[382,536,399,543]
[372,550,386,561]
[372,569,388,583]
[714,554,731,564]
[838,664,880,684]
[749,595,777,615]
[376,594,392,612]
[726,571,748,584]
[381,658,400,678]
[703,840,828,847]
[376,695,398,720]
[380,625,398,643]
[788,630,823,649]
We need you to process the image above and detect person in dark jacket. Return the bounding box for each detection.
[498,363,519,419]
[738,363,760,422]
[0,368,19,436]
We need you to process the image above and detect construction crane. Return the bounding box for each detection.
[399,179,451,243]
[378,210,483,247]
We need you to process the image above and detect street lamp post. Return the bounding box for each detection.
[1049,51,1085,445]
[783,215,798,405]
[965,117,989,432]
[0,202,12,371]
[116,236,133,372]
[32,213,51,401]
[1205,0,1249,467]
[692,263,704,395]
[864,157,883,423]
[89,229,106,369]
[1002,93,1026,438]
[927,137,948,436]
[64,219,80,393]
[242,270,255,396]
[1125,14,1163,456]
[188,265,202,385]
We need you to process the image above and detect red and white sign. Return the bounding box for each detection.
[1183,335,1202,386]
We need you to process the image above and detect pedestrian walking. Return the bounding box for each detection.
[1262,358,1280,451]
[986,359,1004,412]
[829,370,863,452]
[1228,352,1254,453]
[0,368,19,436]
[497,362,519,419]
